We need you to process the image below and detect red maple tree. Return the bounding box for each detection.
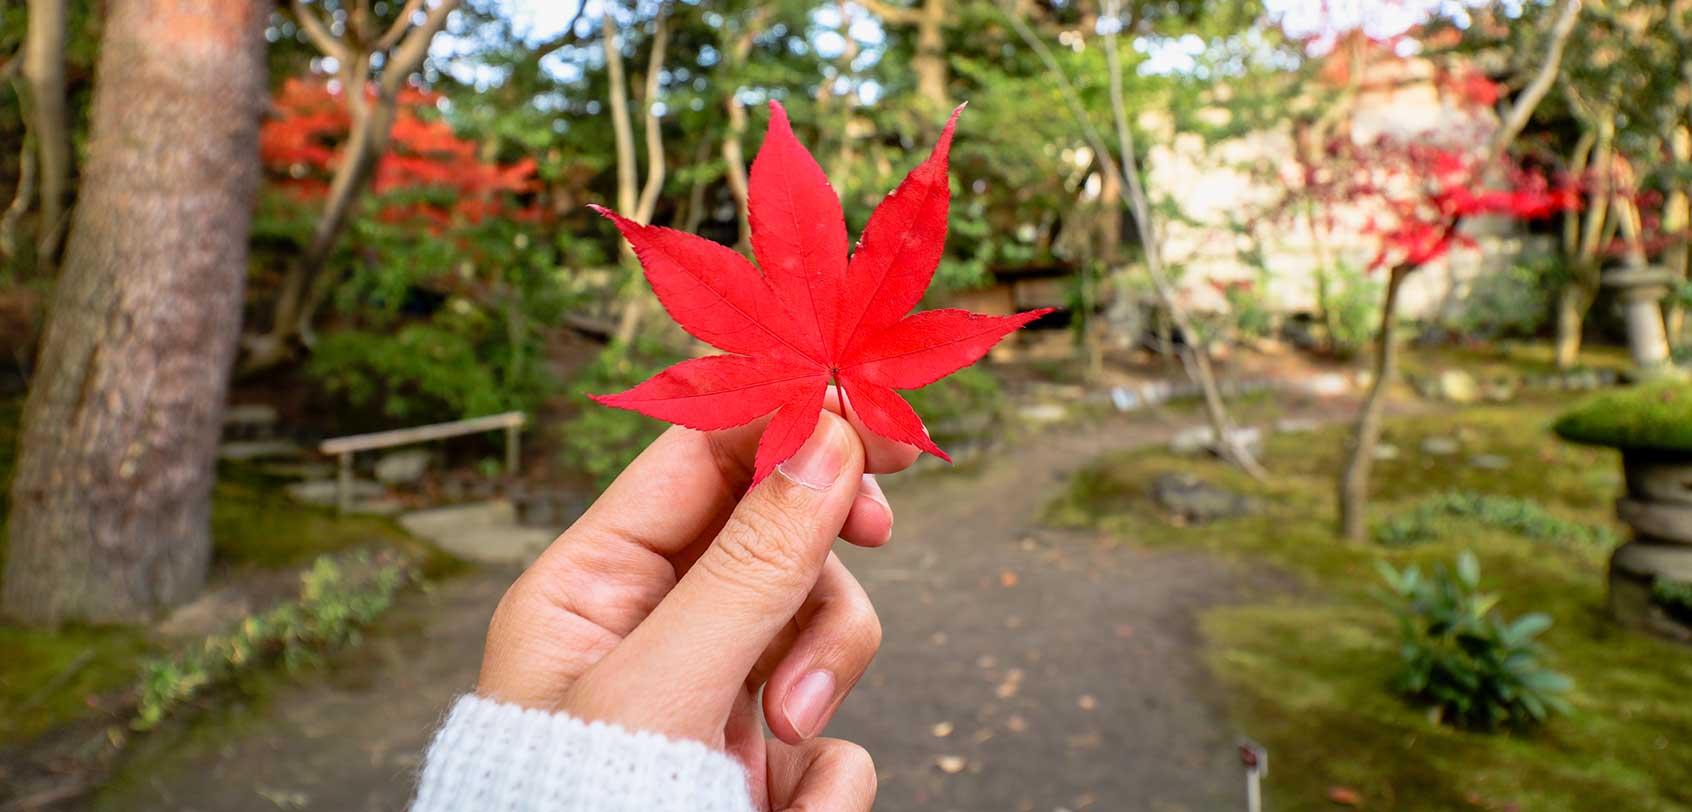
[259,77,541,231]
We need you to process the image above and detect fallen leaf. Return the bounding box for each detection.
[936,755,968,774]
[1006,715,1028,732]
[1327,786,1361,806]
[931,721,954,738]
[1000,569,1019,588]
[1115,624,1136,639]
[592,102,1052,485]
[1077,694,1098,711]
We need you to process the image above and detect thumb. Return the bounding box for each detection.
[570,411,865,740]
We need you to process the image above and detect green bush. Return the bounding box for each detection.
[558,342,683,489]
[1650,579,1692,626]
[305,217,574,423]
[1376,551,1572,730]
[1453,258,1556,340]
[1319,262,1383,358]
[134,553,410,730]
[1375,491,1618,548]
[901,366,1004,442]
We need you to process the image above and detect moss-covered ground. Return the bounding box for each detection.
[1554,376,1692,452]
[1045,397,1692,812]
[0,396,459,746]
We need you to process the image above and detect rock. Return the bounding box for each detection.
[1432,369,1480,403]
[1420,436,1461,456]
[399,499,556,565]
[1481,378,1519,402]
[1170,426,1262,457]
[1274,417,1319,434]
[256,461,336,481]
[218,440,305,461]
[1468,454,1511,470]
[1109,387,1141,412]
[223,403,279,428]
[1150,473,1260,524]
[375,448,432,485]
[1373,443,1400,461]
[286,478,386,506]
[1017,403,1068,424]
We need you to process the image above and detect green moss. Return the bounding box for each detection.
[1047,402,1692,810]
[1553,378,1692,452]
[210,466,464,580]
[0,624,155,742]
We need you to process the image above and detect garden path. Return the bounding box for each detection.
[96,404,1336,812]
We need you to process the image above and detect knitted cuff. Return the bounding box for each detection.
[410,694,754,812]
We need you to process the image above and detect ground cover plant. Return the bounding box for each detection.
[1045,399,1692,812]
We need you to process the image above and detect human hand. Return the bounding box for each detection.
[477,390,918,811]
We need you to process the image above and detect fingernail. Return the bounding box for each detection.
[862,475,893,538]
[778,419,849,490]
[783,669,837,738]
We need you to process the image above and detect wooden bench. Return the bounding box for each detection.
[319,411,527,512]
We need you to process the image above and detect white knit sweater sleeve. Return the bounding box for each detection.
[410,695,755,812]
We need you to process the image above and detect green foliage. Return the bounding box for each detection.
[1375,491,1618,548]
[0,625,153,743]
[1376,552,1572,730]
[558,342,685,490]
[1554,378,1692,452]
[1453,258,1556,340]
[1649,579,1692,626]
[134,554,410,731]
[901,366,1004,445]
[306,220,575,422]
[1320,262,1384,358]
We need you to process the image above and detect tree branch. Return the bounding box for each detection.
[634,11,671,223]
[290,0,351,63]
[375,0,425,51]
[855,0,920,24]
[380,0,457,95]
[1484,0,1580,163]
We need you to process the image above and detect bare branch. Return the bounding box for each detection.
[855,0,920,24]
[380,0,458,95]
[634,11,671,223]
[1485,0,1580,163]
[375,0,425,52]
[290,0,351,63]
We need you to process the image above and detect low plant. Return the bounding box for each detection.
[1319,262,1383,359]
[134,553,411,730]
[1374,491,1618,548]
[1376,551,1571,730]
[1650,579,1692,626]
[1452,257,1556,340]
[558,341,684,489]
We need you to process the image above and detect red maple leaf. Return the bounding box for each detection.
[591,102,1052,486]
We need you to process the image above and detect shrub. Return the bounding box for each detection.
[1374,491,1618,548]
[1452,258,1556,340]
[558,342,683,489]
[1650,579,1692,626]
[1376,551,1572,730]
[901,365,1004,444]
[135,553,410,730]
[1318,262,1383,358]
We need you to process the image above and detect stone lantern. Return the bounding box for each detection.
[1555,381,1692,640]
[1602,265,1676,373]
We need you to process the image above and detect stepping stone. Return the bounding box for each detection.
[375,449,432,485]
[1150,473,1259,524]
[1421,436,1461,456]
[1469,454,1511,470]
[219,440,306,461]
[399,499,556,565]
[287,478,387,506]
[1373,443,1401,461]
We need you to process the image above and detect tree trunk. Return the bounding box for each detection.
[1337,268,1407,542]
[1554,284,1591,370]
[1664,125,1690,346]
[23,0,70,270]
[2,0,268,626]
[912,0,949,112]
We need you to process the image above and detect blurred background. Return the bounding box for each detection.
[2,0,1691,809]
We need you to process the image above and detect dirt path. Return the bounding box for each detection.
[96,408,1301,812]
